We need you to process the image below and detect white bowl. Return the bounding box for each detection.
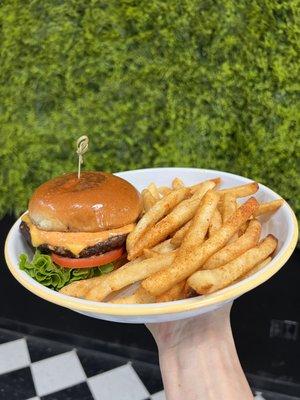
[4,168,298,323]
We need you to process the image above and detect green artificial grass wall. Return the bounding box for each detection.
[0,0,299,222]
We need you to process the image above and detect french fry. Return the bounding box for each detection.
[254,199,284,216]
[156,281,186,302]
[221,193,237,222]
[172,177,185,189]
[187,235,277,294]
[182,281,197,298]
[190,180,217,200]
[208,209,222,237]
[158,186,172,197]
[141,197,259,296]
[110,287,155,304]
[170,221,191,246]
[111,280,188,305]
[87,252,177,301]
[60,255,144,299]
[142,189,156,212]
[181,190,220,248]
[144,242,178,259]
[204,219,261,269]
[128,199,200,259]
[143,249,160,258]
[238,221,249,237]
[60,174,283,305]
[144,242,178,258]
[152,238,178,253]
[147,182,160,200]
[236,200,283,236]
[126,187,189,254]
[60,252,176,301]
[242,256,272,278]
[218,182,259,198]
[190,177,221,194]
[128,181,216,260]
[60,273,101,298]
[221,193,238,242]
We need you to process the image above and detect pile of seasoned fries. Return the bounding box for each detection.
[61,177,283,304]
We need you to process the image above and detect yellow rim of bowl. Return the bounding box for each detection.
[4,183,298,317]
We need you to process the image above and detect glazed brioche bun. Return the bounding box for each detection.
[28,172,142,232]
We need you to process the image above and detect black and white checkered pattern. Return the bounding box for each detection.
[0,329,164,400]
[0,328,296,400]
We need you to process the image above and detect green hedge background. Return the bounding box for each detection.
[0,0,299,222]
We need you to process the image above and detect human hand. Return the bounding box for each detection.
[147,302,232,350]
[147,303,253,400]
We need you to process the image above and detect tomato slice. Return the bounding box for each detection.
[51,247,124,268]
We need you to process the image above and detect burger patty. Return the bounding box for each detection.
[19,220,127,258]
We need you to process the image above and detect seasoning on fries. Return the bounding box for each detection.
[218,182,259,197]
[58,175,284,304]
[170,220,191,246]
[187,235,277,294]
[156,281,186,303]
[254,199,284,216]
[127,181,216,260]
[204,219,262,270]
[126,187,189,253]
[61,252,176,301]
[208,208,222,237]
[142,197,259,296]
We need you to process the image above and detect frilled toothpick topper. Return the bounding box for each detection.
[76,135,89,179]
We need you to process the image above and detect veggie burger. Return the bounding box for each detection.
[19,171,142,289]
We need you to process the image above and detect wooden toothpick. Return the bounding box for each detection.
[76,135,89,179]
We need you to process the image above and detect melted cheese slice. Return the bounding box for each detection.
[22,214,134,256]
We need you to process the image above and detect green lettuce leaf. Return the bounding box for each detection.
[19,250,114,291]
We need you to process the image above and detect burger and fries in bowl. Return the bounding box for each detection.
[5,167,298,323]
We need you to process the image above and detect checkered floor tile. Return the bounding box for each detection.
[0,328,164,400]
[0,327,297,400]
